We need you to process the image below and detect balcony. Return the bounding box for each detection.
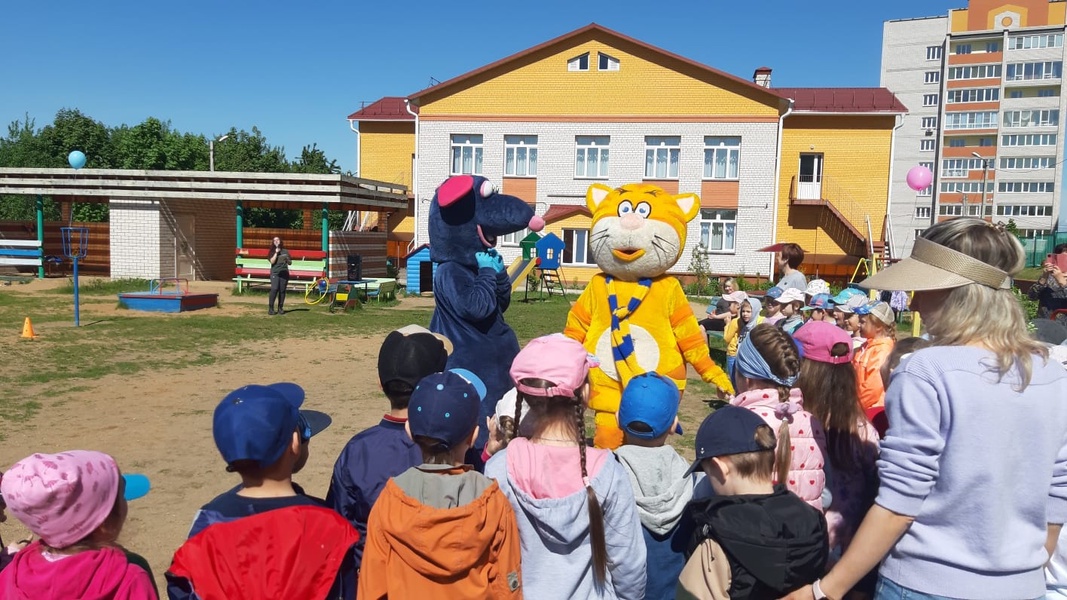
[789,175,885,260]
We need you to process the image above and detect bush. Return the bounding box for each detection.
[685,246,719,296]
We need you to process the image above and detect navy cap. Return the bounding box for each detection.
[684,405,775,476]
[618,373,683,439]
[409,371,484,451]
[213,383,331,471]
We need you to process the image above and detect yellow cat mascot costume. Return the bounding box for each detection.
[564,183,734,449]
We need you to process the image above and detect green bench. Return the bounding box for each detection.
[233,248,327,293]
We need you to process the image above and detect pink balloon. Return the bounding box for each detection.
[906,165,933,191]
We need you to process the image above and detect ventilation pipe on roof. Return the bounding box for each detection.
[405,99,421,248]
[769,97,795,281]
[753,67,772,88]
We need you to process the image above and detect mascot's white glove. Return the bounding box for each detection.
[475,249,504,273]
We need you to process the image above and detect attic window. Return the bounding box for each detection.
[598,53,620,71]
[568,53,590,72]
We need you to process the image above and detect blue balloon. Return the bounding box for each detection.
[68,150,86,170]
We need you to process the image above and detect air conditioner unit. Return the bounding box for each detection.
[925,129,934,136]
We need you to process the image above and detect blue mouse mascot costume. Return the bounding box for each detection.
[428,174,545,459]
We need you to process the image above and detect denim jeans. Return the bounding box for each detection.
[726,356,737,391]
[875,577,955,600]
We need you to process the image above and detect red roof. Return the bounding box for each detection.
[347,97,418,121]
[542,204,591,224]
[775,88,908,114]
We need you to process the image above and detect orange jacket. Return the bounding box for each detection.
[853,337,895,410]
[358,468,523,599]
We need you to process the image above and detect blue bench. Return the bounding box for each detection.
[0,239,43,272]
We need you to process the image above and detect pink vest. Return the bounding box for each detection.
[731,387,827,511]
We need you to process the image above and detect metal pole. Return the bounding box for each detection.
[236,200,244,248]
[35,196,44,279]
[73,257,80,327]
[982,162,988,217]
[321,204,329,252]
[209,140,215,172]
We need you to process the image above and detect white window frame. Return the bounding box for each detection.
[698,209,737,254]
[1003,109,1060,128]
[985,41,1000,53]
[915,206,932,219]
[917,162,934,196]
[998,181,1055,193]
[920,116,938,129]
[924,71,941,84]
[598,53,620,71]
[503,135,537,178]
[926,46,943,60]
[920,139,936,151]
[915,228,927,240]
[568,53,589,72]
[1008,33,1064,50]
[923,94,939,107]
[1005,61,1063,81]
[946,88,1000,103]
[1002,133,1058,146]
[450,134,483,175]
[954,43,973,55]
[562,228,596,266]
[703,136,741,180]
[948,64,1002,80]
[939,205,964,216]
[644,136,681,180]
[1000,156,1055,170]
[575,136,610,179]
[500,228,530,247]
[943,111,998,130]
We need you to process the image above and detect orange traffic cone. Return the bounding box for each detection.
[21,317,37,339]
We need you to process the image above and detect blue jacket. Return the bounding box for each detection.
[430,261,518,450]
[325,416,422,569]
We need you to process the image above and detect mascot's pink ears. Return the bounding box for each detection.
[438,175,498,207]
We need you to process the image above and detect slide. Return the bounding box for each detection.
[507,257,537,291]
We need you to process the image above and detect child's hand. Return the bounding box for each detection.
[484,417,505,457]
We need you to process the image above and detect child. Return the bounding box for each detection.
[723,296,761,388]
[762,287,785,325]
[729,323,828,511]
[168,382,358,600]
[484,388,532,460]
[358,370,523,598]
[834,294,869,350]
[830,289,865,330]
[614,373,700,600]
[793,321,880,564]
[870,336,930,439]
[326,324,450,580]
[485,335,646,599]
[802,293,833,324]
[774,287,807,335]
[853,301,897,410]
[677,405,828,599]
[0,451,156,599]
[699,278,737,333]
[805,278,830,301]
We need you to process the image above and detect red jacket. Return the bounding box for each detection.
[167,505,359,600]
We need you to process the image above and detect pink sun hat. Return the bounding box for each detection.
[510,334,599,398]
[1,450,150,549]
[793,321,854,364]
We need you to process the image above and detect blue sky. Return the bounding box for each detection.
[1,0,960,173]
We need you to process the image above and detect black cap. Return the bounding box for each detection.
[378,325,452,389]
[684,405,776,476]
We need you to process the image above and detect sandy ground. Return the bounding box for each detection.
[0,277,713,593]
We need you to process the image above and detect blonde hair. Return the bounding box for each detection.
[922,218,1048,389]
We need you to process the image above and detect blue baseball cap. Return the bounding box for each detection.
[213,383,331,471]
[122,473,151,501]
[831,287,866,305]
[618,373,683,439]
[684,405,776,476]
[764,286,784,301]
[409,371,484,451]
[801,293,834,311]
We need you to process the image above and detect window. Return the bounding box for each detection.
[924,71,941,84]
[920,139,936,151]
[999,181,1055,193]
[966,204,993,217]
[921,116,938,129]
[941,158,985,177]
[598,53,620,71]
[568,53,589,71]
[986,41,1000,53]
[1005,61,1063,81]
[1003,109,1059,128]
[923,94,939,107]
[941,181,994,193]
[1000,156,1055,170]
[575,136,610,178]
[939,205,964,216]
[946,88,1000,103]
[1038,88,1058,97]
[917,162,934,196]
[562,229,596,265]
[996,205,1054,217]
[1002,133,1057,146]
[915,228,927,240]
[948,64,1002,80]
[948,138,966,147]
[954,44,972,55]
[943,111,998,129]
[1008,33,1064,50]
[450,134,483,175]
[504,135,537,177]
[979,137,995,146]
[644,136,680,179]
[915,206,932,219]
[1010,90,1024,99]
[500,228,529,247]
[698,209,736,253]
[926,46,943,60]
[703,136,741,180]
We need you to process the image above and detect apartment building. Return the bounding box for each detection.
[882,0,1067,258]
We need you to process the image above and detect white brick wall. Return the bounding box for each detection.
[415,120,780,277]
[110,198,162,279]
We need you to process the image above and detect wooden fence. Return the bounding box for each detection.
[0,221,110,275]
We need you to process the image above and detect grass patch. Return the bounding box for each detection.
[46,278,152,296]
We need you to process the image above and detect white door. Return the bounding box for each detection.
[175,213,196,280]
[798,154,824,200]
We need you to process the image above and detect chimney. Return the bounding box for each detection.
[753,67,772,88]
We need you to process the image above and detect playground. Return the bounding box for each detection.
[0,277,719,589]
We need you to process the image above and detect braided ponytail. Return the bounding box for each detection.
[749,324,802,485]
[575,397,607,588]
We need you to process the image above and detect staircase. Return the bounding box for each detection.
[789,175,887,265]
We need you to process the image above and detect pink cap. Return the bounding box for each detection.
[793,321,854,364]
[722,291,749,303]
[510,334,598,398]
[0,451,120,548]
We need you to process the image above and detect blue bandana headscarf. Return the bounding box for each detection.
[735,334,798,387]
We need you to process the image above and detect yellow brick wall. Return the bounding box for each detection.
[418,32,780,118]
[777,115,895,257]
[359,122,414,189]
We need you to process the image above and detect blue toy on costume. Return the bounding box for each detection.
[428,174,545,452]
